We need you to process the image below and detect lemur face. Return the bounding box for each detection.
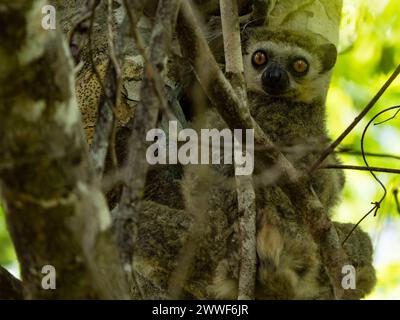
[243,29,337,103]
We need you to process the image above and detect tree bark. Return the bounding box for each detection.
[0,0,129,299]
[220,0,257,300]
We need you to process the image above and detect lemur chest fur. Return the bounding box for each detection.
[249,94,327,146]
[200,27,346,299]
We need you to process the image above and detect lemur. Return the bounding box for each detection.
[180,27,376,299]
[74,8,376,297]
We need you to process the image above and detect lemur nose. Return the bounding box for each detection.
[269,68,283,82]
[262,65,290,94]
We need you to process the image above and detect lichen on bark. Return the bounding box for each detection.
[0,0,129,299]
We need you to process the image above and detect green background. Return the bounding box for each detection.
[327,0,400,299]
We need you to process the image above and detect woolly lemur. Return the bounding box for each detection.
[107,26,376,299]
[181,27,376,299]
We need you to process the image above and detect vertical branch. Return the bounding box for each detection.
[114,0,181,295]
[89,0,121,174]
[0,0,129,299]
[220,0,257,300]
[220,0,244,75]
[235,169,257,300]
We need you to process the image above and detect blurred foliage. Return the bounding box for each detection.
[371,263,400,299]
[0,205,16,267]
[0,0,399,298]
[329,0,400,300]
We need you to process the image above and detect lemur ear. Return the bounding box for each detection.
[318,43,337,72]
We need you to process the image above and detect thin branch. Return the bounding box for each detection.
[309,63,400,173]
[220,0,256,300]
[87,0,114,111]
[337,147,400,161]
[105,0,122,168]
[88,0,120,174]
[341,205,379,245]
[118,0,180,217]
[342,106,400,244]
[114,0,181,298]
[235,168,257,300]
[322,164,400,174]
[122,0,175,120]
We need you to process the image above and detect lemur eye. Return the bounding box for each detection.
[252,51,268,67]
[292,59,309,74]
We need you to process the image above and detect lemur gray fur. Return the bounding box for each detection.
[83,19,377,299]
[180,27,376,299]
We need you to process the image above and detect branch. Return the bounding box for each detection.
[89,0,122,174]
[310,63,400,173]
[114,0,181,296]
[0,266,24,300]
[235,170,257,300]
[337,147,400,161]
[0,1,129,299]
[220,0,256,300]
[176,0,352,299]
[322,164,400,174]
[336,106,400,243]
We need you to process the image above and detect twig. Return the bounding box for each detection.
[309,63,400,173]
[220,0,256,300]
[89,0,121,174]
[337,147,400,161]
[106,0,122,168]
[122,0,175,120]
[87,1,114,110]
[342,105,400,244]
[322,164,400,174]
[341,205,379,245]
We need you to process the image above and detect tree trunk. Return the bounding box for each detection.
[0,0,129,299]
